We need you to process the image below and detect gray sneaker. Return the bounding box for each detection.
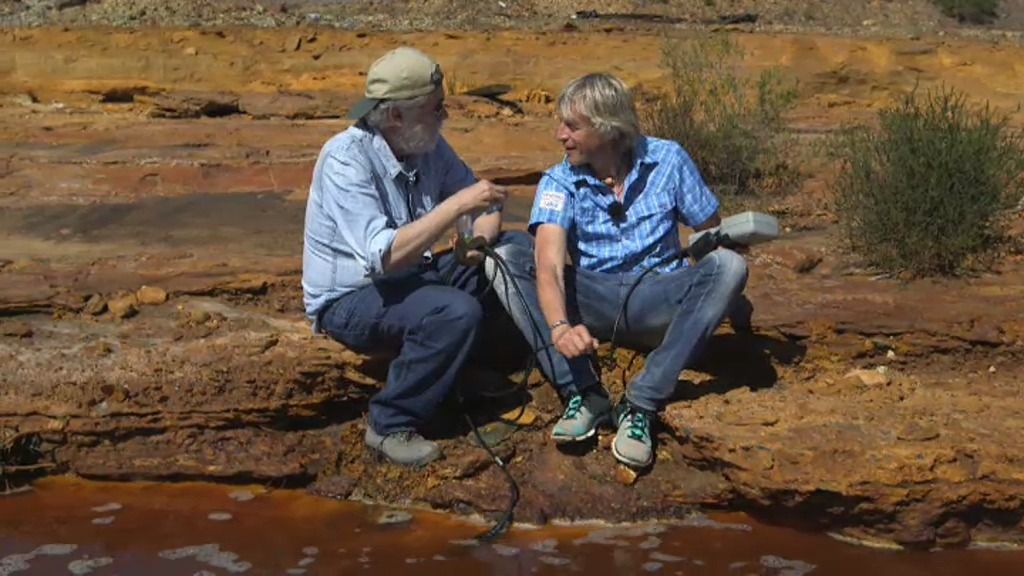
[364,427,441,467]
[551,388,611,443]
[612,403,654,468]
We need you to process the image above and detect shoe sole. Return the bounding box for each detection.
[611,440,653,469]
[550,414,611,444]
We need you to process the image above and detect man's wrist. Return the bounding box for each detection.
[549,319,570,331]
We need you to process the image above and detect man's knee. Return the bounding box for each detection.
[424,288,483,334]
[706,248,748,292]
[486,231,535,279]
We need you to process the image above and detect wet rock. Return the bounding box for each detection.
[106,294,138,319]
[306,474,356,499]
[82,294,107,316]
[377,510,412,525]
[136,285,168,305]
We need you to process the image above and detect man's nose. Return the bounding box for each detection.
[555,123,569,141]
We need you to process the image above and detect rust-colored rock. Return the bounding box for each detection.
[106,294,139,319]
[136,285,168,305]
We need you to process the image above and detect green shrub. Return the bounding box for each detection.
[832,87,1023,276]
[642,35,799,199]
[932,0,1000,24]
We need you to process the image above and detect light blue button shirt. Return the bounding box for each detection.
[302,124,476,328]
[529,136,719,274]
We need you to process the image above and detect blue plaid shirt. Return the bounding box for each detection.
[302,124,477,328]
[529,136,719,273]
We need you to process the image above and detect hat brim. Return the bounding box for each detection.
[347,97,381,121]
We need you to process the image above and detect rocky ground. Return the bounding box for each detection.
[1,18,1024,550]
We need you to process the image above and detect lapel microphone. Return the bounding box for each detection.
[607,201,626,223]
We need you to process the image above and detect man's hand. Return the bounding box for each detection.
[452,180,507,215]
[551,323,599,358]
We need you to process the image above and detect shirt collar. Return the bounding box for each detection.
[568,136,657,190]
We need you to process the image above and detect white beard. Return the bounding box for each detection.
[397,120,441,156]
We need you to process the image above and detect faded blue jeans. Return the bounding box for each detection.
[487,238,748,412]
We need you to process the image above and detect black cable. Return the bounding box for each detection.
[447,239,559,542]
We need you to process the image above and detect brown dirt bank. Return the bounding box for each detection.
[2,27,1024,550]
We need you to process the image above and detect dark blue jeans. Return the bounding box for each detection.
[318,231,531,436]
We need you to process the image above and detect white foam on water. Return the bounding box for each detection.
[649,552,684,562]
[638,536,662,550]
[207,512,233,522]
[33,544,77,556]
[297,557,315,567]
[643,561,663,572]
[432,555,447,561]
[760,555,816,575]
[537,555,571,566]
[301,546,319,556]
[285,569,305,575]
[529,538,558,553]
[0,553,33,576]
[158,544,252,573]
[90,503,122,513]
[491,544,520,557]
[67,557,113,575]
[91,517,115,526]
[228,491,256,502]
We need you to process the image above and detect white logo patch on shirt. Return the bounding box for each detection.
[538,190,566,212]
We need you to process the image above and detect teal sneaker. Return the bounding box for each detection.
[551,389,611,443]
[612,403,654,468]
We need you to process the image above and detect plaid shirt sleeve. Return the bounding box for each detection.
[528,171,574,234]
[674,146,720,227]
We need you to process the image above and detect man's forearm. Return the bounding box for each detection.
[385,201,460,272]
[474,211,502,244]
[536,265,569,328]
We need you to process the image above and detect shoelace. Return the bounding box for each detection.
[625,410,649,441]
[562,394,584,420]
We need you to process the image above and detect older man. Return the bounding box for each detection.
[302,47,516,467]
[491,73,748,469]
